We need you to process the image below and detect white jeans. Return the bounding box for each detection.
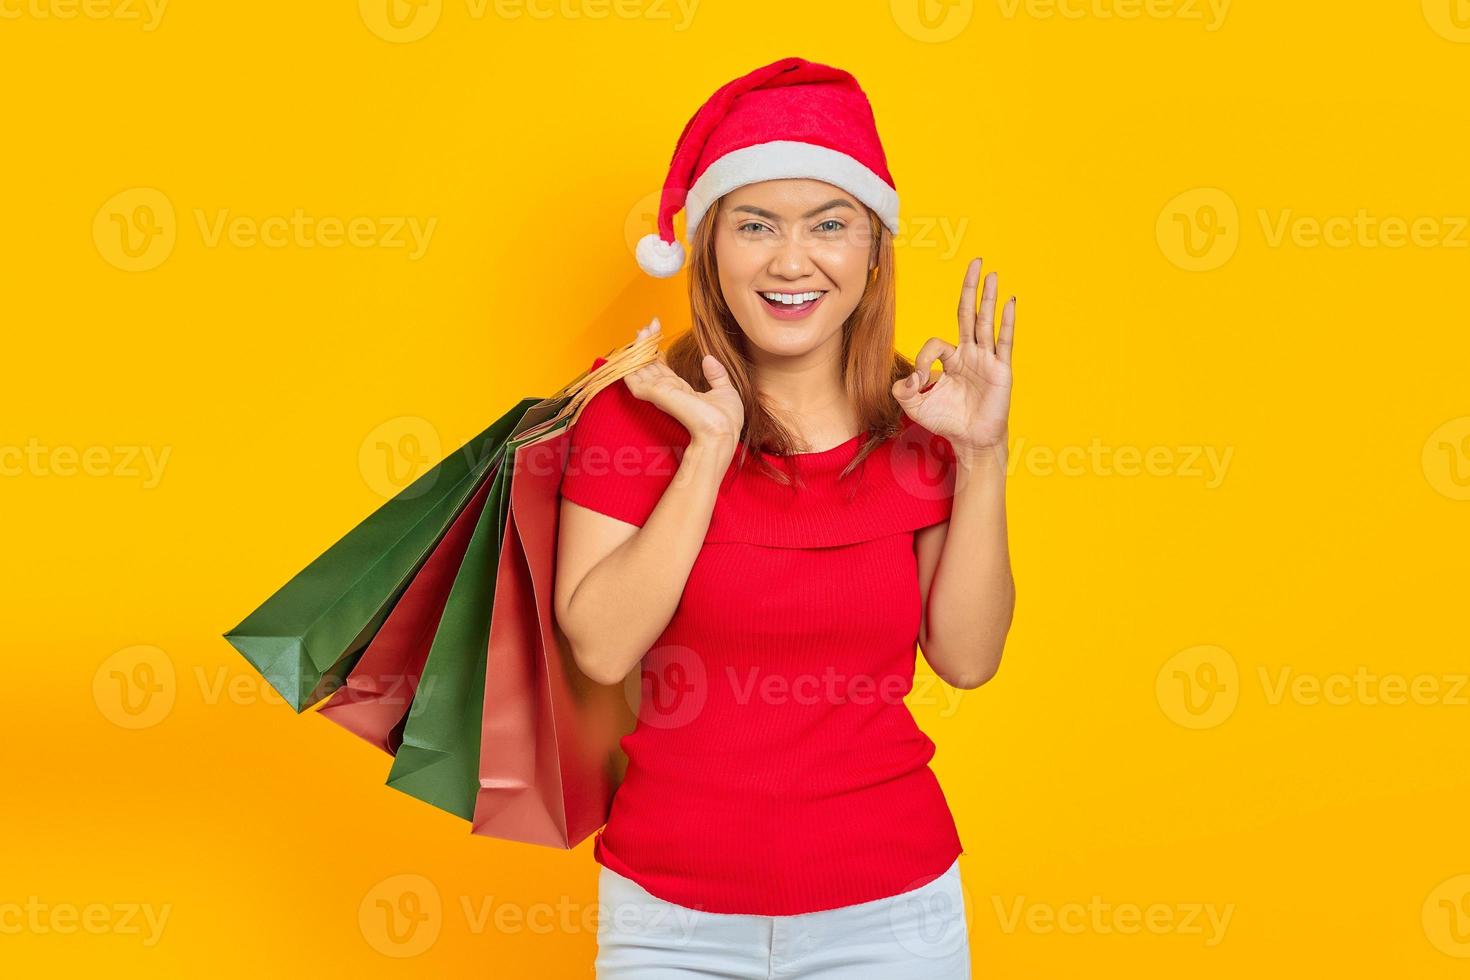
[595,859,971,979]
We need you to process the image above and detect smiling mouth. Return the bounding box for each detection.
[757,290,827,315]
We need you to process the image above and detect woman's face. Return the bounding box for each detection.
[712,178,875,363]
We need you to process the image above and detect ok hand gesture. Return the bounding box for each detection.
[892,258,1015,463]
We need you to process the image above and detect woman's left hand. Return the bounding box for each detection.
[892,257,1016,463]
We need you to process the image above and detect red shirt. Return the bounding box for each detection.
[559,375,965,915]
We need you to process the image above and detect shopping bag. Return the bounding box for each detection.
[223,400,535,711]
[223,325,662,844]
[316,471,498,754]
[384,395,574,819]
[472,355,640,849]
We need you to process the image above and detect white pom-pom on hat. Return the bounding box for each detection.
[636,234,686,278]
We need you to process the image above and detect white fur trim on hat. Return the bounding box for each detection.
[636,233,686,277]
[684,140,900,243]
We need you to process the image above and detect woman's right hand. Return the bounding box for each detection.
[623,318,744,452]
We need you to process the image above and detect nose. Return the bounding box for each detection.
[766,234,814,279]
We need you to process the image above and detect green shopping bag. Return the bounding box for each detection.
[222,399,536,712]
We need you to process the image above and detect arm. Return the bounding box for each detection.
[553,317,745,686]
[555,433,734,686]
[898,257,1020,691]
[914,444,1015,689]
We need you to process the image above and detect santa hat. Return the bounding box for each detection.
[636,56,900,278]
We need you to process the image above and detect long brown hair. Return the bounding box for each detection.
[663,194,923,491]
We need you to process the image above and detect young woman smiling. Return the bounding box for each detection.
[555,57,1017,979]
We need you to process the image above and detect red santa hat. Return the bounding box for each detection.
[636,56,900,278]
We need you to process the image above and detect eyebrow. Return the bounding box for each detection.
[730,199,856,222]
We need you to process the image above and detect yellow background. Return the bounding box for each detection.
[2,0,1467,975]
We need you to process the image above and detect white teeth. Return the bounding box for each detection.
[760,291,824,305]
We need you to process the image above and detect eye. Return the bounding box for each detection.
[815,219,845,233]
[737,221,771,234]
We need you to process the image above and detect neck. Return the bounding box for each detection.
[749,338,859,450]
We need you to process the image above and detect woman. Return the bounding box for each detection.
[555,56,1016,979]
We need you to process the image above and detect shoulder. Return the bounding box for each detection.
[571,372,685,454]
[560,369,691,527]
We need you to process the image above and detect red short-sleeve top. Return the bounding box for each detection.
[559,370,965,916]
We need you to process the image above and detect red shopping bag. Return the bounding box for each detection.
[472,357,638,848]
[317,472,498,754]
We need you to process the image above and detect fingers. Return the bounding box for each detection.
[956,258,981,347]
[996,295,1016,366]
[977,271,998,356]
[702,353,734,389]
[901,336,958,401]
[636,317,662,343]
